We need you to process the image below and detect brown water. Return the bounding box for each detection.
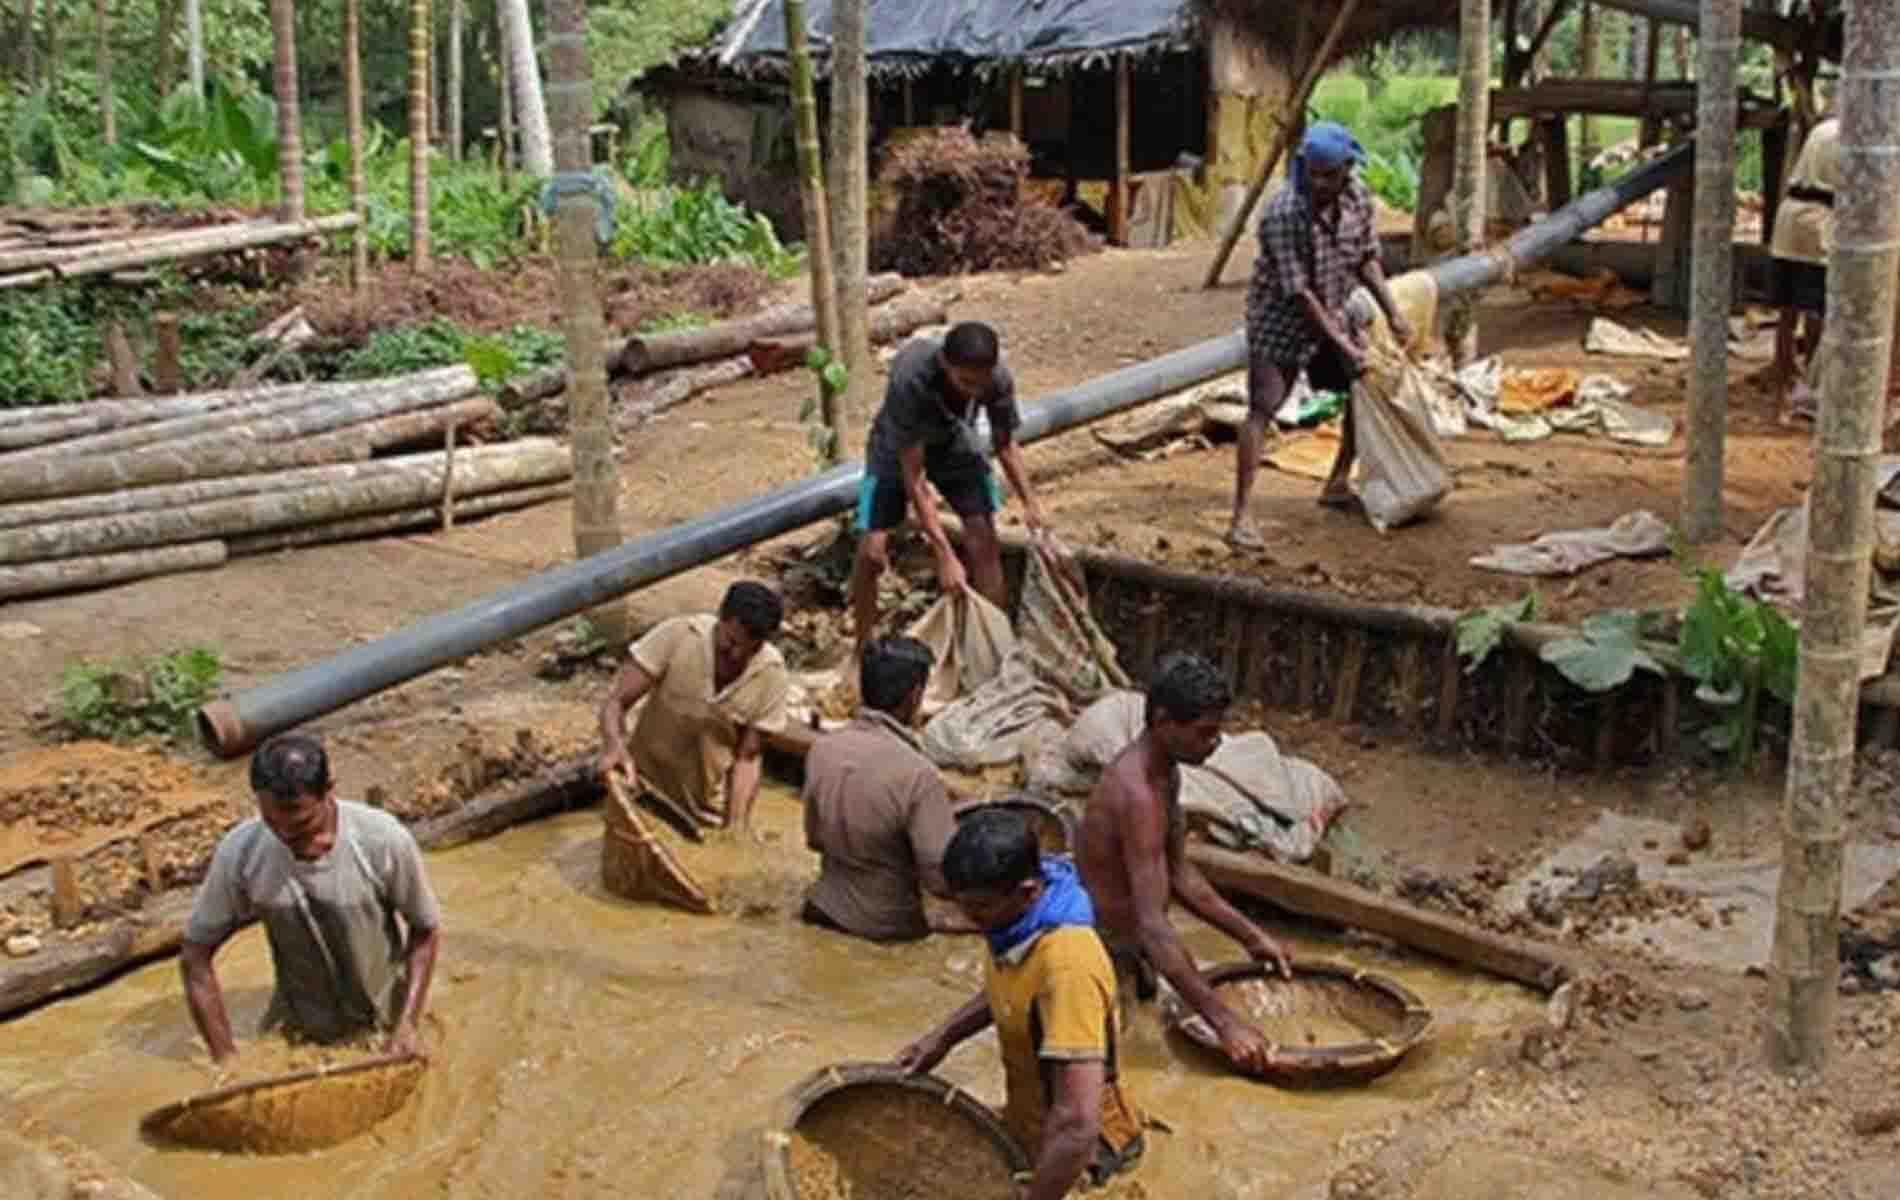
[1,785,1535,1199]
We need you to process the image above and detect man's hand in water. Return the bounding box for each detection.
[1244,931,1294,979]
[893,1032,950,1075]
[1214,1010,1274,1074]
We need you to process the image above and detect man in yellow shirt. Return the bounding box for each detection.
[895,810,1144,1197]
[597,581,791,836]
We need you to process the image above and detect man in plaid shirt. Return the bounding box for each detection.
[1230,121,1412,550]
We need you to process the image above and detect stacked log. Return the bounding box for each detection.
[0,368,573,601]
[0,210,358,288]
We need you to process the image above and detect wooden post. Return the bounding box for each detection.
[1297,620,1320,711]
[440,421,458,529]
[1137,591,1165,676]
[1008,64,1024,139]
[1594,691,1619,770]
[152,312,182,394]
[1448,0,1491,365]
[1241,612,1271,701]
[1639,17,1663,147]
[138,831,164,893]
[1219,603,1247,693]
[1200,0,1363,287]
[50,857,83,929]
[1108,54,1131,247]
[1682,0,1740,544]
[1436,634,1461,741]
[1395,640,1422,728]
[1541,116,1572,210]
[1331,630,1368,724]
[498,15,515,181]
[105,323,142,397]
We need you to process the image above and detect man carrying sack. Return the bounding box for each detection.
[895,809,1146,1198]
[597,581,792,838]
[1232,121,1413,549]
[181,733,442,1065]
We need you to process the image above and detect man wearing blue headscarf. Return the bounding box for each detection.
[1229,120,1412,550]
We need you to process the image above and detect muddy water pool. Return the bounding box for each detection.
[2,786,1536,1198]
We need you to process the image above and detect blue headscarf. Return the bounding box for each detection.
[1292,121,1366,199]
[986,856,1095,960]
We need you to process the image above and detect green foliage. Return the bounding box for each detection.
[620,118,672,188]
[1539,610,1665,693]
[341,318,564,387]
[588,0,733,112]
[60,647,222,744]
[0,284,116,406]
[1358,148,1419,214]
[1678,567,1799,768]
[612,179,804,277]
[636,309,710,333]
[1310,73,1455,211]
[1456,592,1537,675]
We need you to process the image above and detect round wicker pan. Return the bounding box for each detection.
[762,1061,1029,1200]
[1164,960,1433,1087]
[139,1051,426,1154]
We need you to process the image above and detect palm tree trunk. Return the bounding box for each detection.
[448,0,464,161]
[545,0,626,644]
[785,0,843,461]
[268,0,304,222]
[409,0,432,266]
[826,0,870,447]
[1448,0,1491,365]
[95,0,114,146]
[498,0,552,176]
[1766,0,1900,1074]
[497,11,515,177]
[1681,0,1738,543]
[154,0,177,99]
[344,0,368,288]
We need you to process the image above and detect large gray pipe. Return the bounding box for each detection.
[198,142,1694,758]
[198,333,1248,755]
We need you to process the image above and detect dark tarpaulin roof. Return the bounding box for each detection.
[705,0,1198,72]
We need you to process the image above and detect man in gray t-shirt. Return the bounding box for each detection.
[851,321,1050,654]
[182,733,442,1063]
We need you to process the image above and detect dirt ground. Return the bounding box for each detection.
[0,236,1882,1195]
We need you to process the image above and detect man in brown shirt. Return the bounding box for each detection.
[598,581,791,836]
[801,636,961,940]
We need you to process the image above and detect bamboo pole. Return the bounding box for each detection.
[1199,0,1364,288]
[0,542,227,602]
[1681,0,1739,544]
[828,0,872,444]
[345,0,369,289]
[47,215,359,279]
[546,0,628,647]
[1766,0,1900,1074]
[0,440,571,565]
[1446,0,1492,366]
[785,0,845,462]
[409,0,433,267]
[95,0,114,147]
[269,0,305,222]
[1108,54,1131,247]
[229,482,570,556]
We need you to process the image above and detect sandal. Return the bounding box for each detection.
[1224,523,1266,552]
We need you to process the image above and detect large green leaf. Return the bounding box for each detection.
[1455,592,1537,674]
[1540,610,1664,693]
[1679,569,1729,684]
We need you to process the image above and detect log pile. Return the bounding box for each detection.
[0,207,359,288]
[501,276,958,433]
[0,367,572,601]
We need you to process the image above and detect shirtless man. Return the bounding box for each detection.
[1075,652,1291,1073]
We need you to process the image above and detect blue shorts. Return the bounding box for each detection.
[856,455,1003,532]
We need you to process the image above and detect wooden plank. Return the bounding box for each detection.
[1219,603,1247,694]
[1136,589,1165,678]
[1108,54,1131,247]
[1331,629,1368,724]
[1008,65,1025,138]
[1395,640,1422,729]
[1541,115,1572,210]
[1436,634,1461,741]
[1297,619,1320,711]
[1189,842,1575,992]
[1240,611,1271,703]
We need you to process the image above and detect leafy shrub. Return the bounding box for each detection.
[871,128,1093,276]
[336,317,564,386]
[61,647,222,744]
[613,179,804,277]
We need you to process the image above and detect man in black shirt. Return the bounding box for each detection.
[851,322,1048,654]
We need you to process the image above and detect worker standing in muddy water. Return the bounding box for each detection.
[180,733,442,1066]
[896,809,1146,1197]
[1230,121,1412,549]
[597,580,791,837]
[800,636,968,940]
[1076,652,1292,1075]
[850,322,1050,656]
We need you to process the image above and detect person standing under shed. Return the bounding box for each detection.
[181,733,442,1065]
[597,581,792,837]
[1231,121,1413,549]
[1768,113,1841,424]
[850,322,1050,656]
[800,636,964,940]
